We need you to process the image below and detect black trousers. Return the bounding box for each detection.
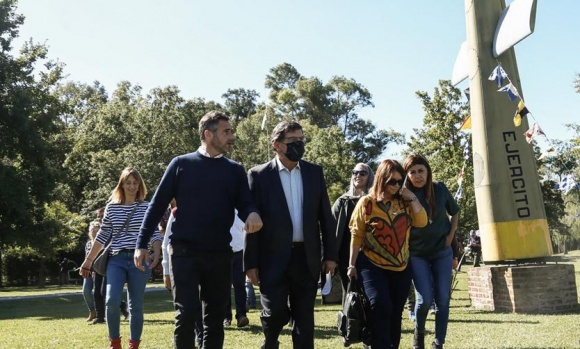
[171,246,232,349]
[225,250,247,321]
[93,272,105,320]
[260,245,318,349]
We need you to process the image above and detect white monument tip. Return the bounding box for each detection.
[493,0,537,58]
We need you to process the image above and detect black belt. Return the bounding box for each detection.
[118,249,135,254]
[292,242,304,248]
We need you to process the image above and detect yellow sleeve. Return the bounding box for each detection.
[411,205,428,228]
[349,196,369,246]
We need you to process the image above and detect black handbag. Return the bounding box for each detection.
[337,278,371,347]
[93,204,139,276]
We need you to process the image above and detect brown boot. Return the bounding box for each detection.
[109,337,122,349]
[128,339,141,349]
[86,310,96,322]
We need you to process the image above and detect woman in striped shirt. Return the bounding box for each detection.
[80,167,162,349]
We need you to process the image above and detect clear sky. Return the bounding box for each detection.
[13,0,580,157]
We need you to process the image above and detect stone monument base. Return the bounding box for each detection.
[468,264,578,313]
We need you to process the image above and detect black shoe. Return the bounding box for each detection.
[120,307,129,320]
[90,318,105,325]
[236,315,249,327]
[413,330,425,349]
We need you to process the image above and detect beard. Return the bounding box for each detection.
[211,137,232,155]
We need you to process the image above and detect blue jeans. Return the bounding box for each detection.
[246,280,256,308]
[357,253,412,349]
[410,246,453,344]
[106,250,151,340]
[82,275,95,311]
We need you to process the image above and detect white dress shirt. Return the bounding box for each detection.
[276,156,304,242]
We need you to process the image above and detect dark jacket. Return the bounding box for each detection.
[244,159,338,282]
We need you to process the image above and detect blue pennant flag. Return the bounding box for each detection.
[454,186,463,202]
[498,83,520,101]
[556,174,578,195]
[463,143,470,161]
[488,65,508,87]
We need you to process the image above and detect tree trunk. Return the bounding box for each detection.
[37,259,46,288]
[0,247,3,288]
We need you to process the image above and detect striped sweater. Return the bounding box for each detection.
[96,201,162,252]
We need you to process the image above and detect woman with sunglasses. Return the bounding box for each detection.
[347,159,427,348]
[332,163,375,306]
[403,155,459,349]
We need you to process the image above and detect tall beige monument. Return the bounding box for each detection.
[451,0,578,314]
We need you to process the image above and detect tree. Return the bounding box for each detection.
[404,80,476,235]
[221,88,259,123]
[264,63,402,164]
[0,0,75,286]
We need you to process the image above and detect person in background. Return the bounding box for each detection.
[332,162,374,305]
[80,167,162,349]
[467,230,481,267]
[403,154,460,349]
[224,213,250,328]
[82,221,99,323]
[451,235,463,271]
[246,276,257,310]
[348,159,427,348]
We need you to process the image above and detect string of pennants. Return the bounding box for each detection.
[453,141,470,202]
[456,62,578,197]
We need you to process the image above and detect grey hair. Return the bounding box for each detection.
[346,163,374,196]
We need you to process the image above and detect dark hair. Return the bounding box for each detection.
[270,120,303,144]
[371,159,405,201]
[403,154,435,218]
[199,110,230,141]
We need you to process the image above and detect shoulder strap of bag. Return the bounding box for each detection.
[102,203,139,251]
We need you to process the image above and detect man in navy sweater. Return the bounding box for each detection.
[136,110,263,349]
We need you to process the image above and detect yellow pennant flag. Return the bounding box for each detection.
[514,100,530,127]
[459,115,472,131]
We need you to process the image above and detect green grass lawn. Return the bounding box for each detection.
[1,252,580,349]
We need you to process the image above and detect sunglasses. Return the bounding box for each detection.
[352,170,368,176]
[386,179,405,187]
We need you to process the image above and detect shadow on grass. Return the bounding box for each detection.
[448,318,540,324]
[0,291,174,321]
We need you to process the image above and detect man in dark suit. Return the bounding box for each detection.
[245,120,337,349]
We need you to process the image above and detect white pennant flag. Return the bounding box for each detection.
[538,147,557,160]
[524,122,545,144]
[260,108,268,130]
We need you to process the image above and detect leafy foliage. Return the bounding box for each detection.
[404,80,476,236]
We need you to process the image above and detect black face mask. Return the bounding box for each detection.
[284,141,305,162]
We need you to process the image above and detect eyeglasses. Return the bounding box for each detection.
[386,179,405,187]
[352,170,368,177]
[282,136,306,143]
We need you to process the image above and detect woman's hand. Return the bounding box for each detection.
[400,188,416,201]
[79,259,92,277]
[347,265,357,279]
